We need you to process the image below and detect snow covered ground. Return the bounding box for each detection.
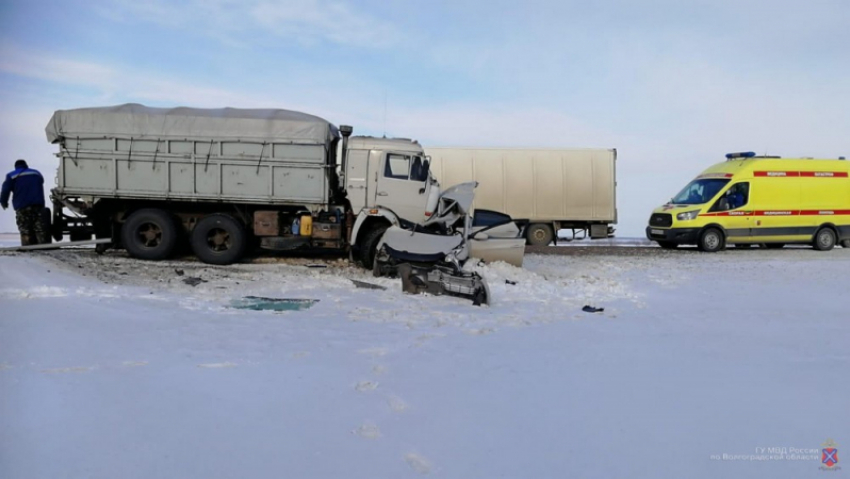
[1,236,848,478]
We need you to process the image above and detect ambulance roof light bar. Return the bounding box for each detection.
[726,151,756,160]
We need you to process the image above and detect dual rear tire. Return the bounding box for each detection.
[122,209,246,264]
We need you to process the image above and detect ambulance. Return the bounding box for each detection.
[646,152,850,252]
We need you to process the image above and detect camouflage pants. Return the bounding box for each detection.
[16,205,48,246]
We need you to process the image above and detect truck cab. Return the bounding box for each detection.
[345,136,438,225]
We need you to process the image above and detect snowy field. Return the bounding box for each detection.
[1,234,848,478]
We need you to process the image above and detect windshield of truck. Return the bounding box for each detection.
[671,178,730,205]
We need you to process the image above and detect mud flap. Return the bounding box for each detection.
[397,263,490,306]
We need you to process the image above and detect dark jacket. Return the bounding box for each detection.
[1,167,46,210]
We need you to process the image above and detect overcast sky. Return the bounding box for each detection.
[1,0,848,236]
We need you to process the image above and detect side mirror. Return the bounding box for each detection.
[473,232,489,241]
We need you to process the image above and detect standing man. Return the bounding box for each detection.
[1,159,48,246]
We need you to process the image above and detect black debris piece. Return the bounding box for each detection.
[505,280,517,285]
[175,269,185,276]
[582,305,604,313]
[183,277,207,287]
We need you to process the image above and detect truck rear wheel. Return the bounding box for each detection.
[526,223,554,246]
[359,224,389,268]
[697,227,724,253]
[190,214,247,265]
[122,208,179,260]
[813,227,836,251]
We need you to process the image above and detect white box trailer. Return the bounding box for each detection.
[425,147,617,244]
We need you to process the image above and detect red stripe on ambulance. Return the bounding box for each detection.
[755,171,848,178]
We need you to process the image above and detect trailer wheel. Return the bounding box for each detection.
[526,223,554,246]
[813,227,836,251]
[359,224,388,269]
[122,208,179,261]
[697,227,724,253]
[191,214,247,265]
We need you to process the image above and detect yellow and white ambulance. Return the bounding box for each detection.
[646,152,850,252]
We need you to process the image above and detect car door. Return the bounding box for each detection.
[709,181,753,242]
[375,153,431,223]
[469,209,526,267]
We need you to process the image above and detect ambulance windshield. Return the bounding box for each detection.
[671,179,730,205]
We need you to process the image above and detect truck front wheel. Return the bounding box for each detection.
[191,214,247,265]
[359,224,389,268]
[122,208,179,261]
[526,223,554,246]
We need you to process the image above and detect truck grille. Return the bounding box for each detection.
[649,213,673,228]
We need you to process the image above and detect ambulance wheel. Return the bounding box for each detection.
[122,208,179,261]
[841,239,850,248]
[657,241,678,249]
[526,223,554,246]
[813,227,836,251]
[698,228,724,253]
[191,214,247,265]
[359,224,389,269]
[764,243,785,249]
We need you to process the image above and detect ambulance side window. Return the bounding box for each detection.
[713,182,750,211]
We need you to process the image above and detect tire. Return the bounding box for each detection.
[841,239,850,248]
[121,209,178,260]
[697,227,725,253]
[190,214,247,265]
[526,223,554,246]
[358,224,389,269]
[657,241,678,249]
[764,243,785,249]
[813,227,836,251]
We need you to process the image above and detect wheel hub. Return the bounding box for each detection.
[138,223,163,248]
[207,228,231,251]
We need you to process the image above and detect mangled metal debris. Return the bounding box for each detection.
[373,182,491,306]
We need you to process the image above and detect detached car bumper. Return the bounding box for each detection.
[645,226,700,244]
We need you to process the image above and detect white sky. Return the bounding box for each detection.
[1,0,848,236]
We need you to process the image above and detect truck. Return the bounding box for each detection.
[44,104,442,266]
[425,147,617,245]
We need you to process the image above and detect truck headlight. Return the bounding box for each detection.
[676,210,700,221]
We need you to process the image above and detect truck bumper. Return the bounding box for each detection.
[646,226,700,244]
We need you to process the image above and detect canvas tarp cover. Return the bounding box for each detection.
[45,103,339,144]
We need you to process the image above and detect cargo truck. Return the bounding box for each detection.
[45,104,442,266]
[425,147,617,245]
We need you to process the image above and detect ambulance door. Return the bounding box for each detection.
[711,181,753,243]
[751,176,804,243]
